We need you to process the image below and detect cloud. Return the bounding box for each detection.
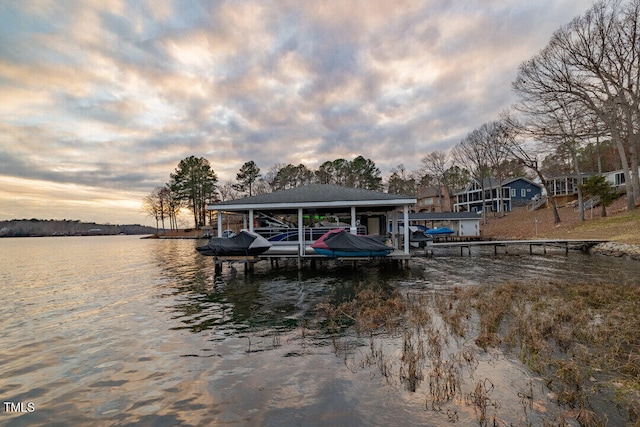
[0,0,593,224]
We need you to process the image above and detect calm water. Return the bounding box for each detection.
[1,236,638,426]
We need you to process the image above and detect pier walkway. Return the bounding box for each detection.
[208,239,608,274]
[431,239,608,256]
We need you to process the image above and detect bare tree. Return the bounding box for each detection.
[420,151,449,211]
[500,114,562,223]
[513,0,639,210]
[452,130,492,223]
[479,121,511,215]
[142,187,163,233]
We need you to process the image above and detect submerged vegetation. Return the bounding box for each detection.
[319,280,640,426]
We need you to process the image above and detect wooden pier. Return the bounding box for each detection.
[209,240,607,275]
[431,239,607,256]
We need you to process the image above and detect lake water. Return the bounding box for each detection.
[1,236,638,426]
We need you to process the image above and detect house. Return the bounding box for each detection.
[547,173,597,197]
[604,166,640,191]
[414,186,453,212]
[453,177,543,213]
[504,177,544,208]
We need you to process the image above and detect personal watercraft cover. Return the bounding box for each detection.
[196,230,272,256]
[311,229,391,257]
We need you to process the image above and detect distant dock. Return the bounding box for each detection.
[431,239,608,256]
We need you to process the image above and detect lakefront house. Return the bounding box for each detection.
[453,177,543,213]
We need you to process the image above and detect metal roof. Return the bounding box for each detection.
[209,184,416,211]
[409,212,481,221]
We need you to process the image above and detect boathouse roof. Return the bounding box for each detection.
[209,184,416,211]
[408,212,481,221]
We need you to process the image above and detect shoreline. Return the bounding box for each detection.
[591,241,640,260]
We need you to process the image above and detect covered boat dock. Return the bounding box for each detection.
[207,184,417,268]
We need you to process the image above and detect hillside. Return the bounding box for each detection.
[0,219,158,237]
[481,196,640,245]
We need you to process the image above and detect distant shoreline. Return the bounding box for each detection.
[0,219,158,238]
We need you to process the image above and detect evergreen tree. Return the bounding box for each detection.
[580,175,618,217]
[234,160,261,196]
[169,156,218,228]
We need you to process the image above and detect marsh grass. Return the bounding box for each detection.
[318,280,640,426]
[459,280,640,426]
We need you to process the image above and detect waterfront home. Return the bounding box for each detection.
[604,166,640,191]
[453,177,543,213]
[415,186,453,212]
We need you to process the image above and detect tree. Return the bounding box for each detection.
[347,156,382,190]
[315,156,382,190]
[168,156,218,228]
[452,128,493,222]
[316,159,350,185]
[580,175,619,217]
[420,151,450,210]
[501,113,562,223]
[387,164,416,195]
[512,0,639,210]
[218,181,240,201]
[271,163,314,191]
[443,166,471,191]
[142,187,163,234]
[234,160,261,197]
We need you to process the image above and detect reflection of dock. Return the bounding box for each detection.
[432,239,608,256]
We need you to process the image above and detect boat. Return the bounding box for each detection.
[311,229,392,258]
[196,230,272,257]
[408,226,433,248]
[425,227,455,236]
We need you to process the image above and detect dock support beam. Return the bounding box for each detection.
[403,205,410,255]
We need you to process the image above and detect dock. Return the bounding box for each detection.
[431,239,607,256]
[211,250,411,275]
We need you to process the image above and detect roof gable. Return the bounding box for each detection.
[502,177,542,188]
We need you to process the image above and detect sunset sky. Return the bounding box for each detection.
[0,0,593,226]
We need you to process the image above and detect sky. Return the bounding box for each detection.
[0,0,595,226]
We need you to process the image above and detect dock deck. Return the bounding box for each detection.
[208,239,607,274]
[431,239,607,256]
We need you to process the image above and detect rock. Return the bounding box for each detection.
[591,242,640,260]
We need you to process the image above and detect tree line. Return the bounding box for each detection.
[142,155,385,230]
[144,0,637,229]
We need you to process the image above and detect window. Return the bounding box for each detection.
[521,189,526,197]
[511,189,516,197]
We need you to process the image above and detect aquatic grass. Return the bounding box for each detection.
[465,378,498,427]
[400,329,425,392]
[448,280,640,426]
[316,277,640,425]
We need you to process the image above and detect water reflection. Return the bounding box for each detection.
[151,244,640,425]
[3,237,638,426]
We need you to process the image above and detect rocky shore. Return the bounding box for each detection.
[591,242,640,260]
